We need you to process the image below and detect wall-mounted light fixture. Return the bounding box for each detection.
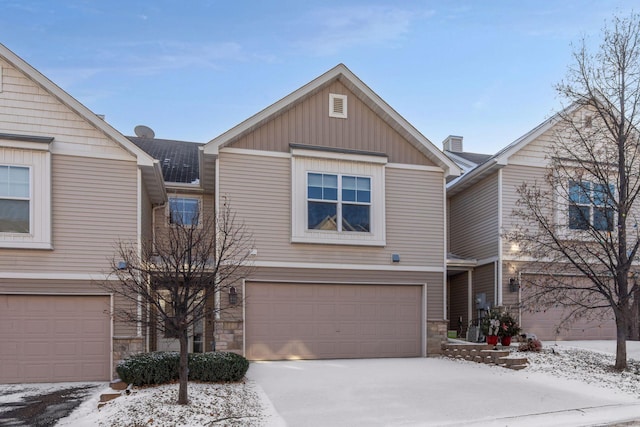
[392,253,400,263]
[229,286,238,305]
[117,261,127,270]
[509,277,520,293]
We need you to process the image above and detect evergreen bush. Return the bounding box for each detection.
[116,351,249,386]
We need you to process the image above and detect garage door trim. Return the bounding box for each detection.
[243,279,427,359]
[1,292,113,383]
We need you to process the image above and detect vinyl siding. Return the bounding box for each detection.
[509,127,556,166]
[473,263,496,308]
[248,267,445,319]
[449,173,499,260]
[229,81,436,166]
[153,191,215,242]
[0,58,133,156]
[140,181,153,248]
[501,164,547,260]
[448,272,469,336]
[0,155,137,273]
[218,151,445,267]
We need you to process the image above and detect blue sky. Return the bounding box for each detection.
[0,1,636,154]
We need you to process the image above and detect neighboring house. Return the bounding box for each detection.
[202,64,461,360]
[445,112,617,341]
[0,43,166,384]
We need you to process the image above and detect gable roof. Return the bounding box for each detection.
[204,64,461,178]
[129,136,203,184]
[0,43,166,204]
[446,105,579,197]
[450,151,493,166]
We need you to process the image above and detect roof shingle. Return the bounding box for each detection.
[128,136,203,184]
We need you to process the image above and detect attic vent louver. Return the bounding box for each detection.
[329,93,347,119]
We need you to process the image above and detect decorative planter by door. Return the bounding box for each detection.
[501,336,512,346]
[486,335,499,345]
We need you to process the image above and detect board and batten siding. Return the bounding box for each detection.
[449,173,499,260]
[0,155,137,273]
[248,267,445,319]
[218,150,445,267]
[228,81,436,167]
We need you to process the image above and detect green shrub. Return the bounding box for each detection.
[188,352,249,382]
[116,352,180,386]
[116,351,249,386]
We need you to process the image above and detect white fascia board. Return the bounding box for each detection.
[204,65,345,156]
[203,63,462,178]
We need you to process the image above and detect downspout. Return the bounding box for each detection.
[214,157,221,321]
[137,169,143,338]
[497,169,504,306]
[149,203,165,352]
[442,176,448,325]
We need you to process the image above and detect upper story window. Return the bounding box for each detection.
[169,197,200,226]
[568,180,614,231]
[0,136,52,249]
[291,145,386,246]
[0,165,30,233]
[307,173,371,232]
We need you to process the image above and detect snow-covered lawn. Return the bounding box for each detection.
[50,340,640,426]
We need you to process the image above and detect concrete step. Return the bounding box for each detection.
[506,364,528,371]
[109,379,128,391]
[100,392,121,402]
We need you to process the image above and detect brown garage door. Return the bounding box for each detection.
[0,295,111,383]
[520,308,616,341]
[245,283,422,360]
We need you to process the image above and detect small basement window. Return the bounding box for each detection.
[329,93,347,119]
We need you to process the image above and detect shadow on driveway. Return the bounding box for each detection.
[0,384,101,427]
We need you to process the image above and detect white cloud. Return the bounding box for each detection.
[296,5,432,56]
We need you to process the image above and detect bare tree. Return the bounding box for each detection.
[101,201,253,404]
[510,14,640,370]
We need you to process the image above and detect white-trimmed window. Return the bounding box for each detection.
[169,197,200,226]
[0,165,30,233]
[0,140,52,249]
[307,173,371,232]
[292,147,386,246]
[568,180,614,231]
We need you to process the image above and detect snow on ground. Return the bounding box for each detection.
[0,382,103,415]
[45,340,640,426]
[56,380,281,427]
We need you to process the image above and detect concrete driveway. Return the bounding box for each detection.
[0,383,102,427]
[248,358,640,427]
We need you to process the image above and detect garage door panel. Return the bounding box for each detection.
[246,283,422,360]
[0,295,111,383]
[521,307,616,340]
[316,304,336,317]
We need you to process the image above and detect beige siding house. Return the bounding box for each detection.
[446,111,617,341]
[0,44,166,383]
[204,64,461,360]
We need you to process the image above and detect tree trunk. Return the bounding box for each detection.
[632,287,640,341]
[615,308,628,370]
[178,329,189,404]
